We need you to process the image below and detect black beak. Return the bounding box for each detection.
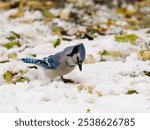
[78,62,82,71]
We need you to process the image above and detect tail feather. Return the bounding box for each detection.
[21,58,41,64]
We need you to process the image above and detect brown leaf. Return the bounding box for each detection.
[77,83,84,92]
[140,50,150,61]
[59,10,70,20]
[87,86,94,94]
[96,91,103,97]
[84,55,96,64]
[126,90,138,94]
[9,11,24,19]
[86,109,91,113]
[0,2,11,9]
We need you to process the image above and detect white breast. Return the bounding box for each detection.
[43,65,76,80]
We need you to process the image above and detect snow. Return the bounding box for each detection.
[0,9,150,113]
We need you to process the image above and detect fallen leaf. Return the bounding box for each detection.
[100,50,123,57]
[9,11,24,19]
[107,19,113,27]
[59,10,69,20]
[115,34,139,45]
[143,71,150,77]
[87,86,94,94]
[0,60,9,63]
[126,90,138,95]
[8,53,17,59]
[19,70,28,75]
[41,8,54,19]
[0,41,21,49]
[52,26,66,36]
[86,109,91,113]
[96,91,103,97]
[3,71,13,83]
[53,38,61,48]
[84,55,96,64]
[0,2,12,9]
[16,76,29,83]
[77,83,84,92]
[7,32,20,40]
[140,50,150,61]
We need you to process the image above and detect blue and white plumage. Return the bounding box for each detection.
[21,56,59,69]
[21,43,86,82]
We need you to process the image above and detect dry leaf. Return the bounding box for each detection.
[87,86,94,94]
[9,11,24,19]
[100,50,123,57]
[8,53,17,59]
[96,91,103,97]
[3,71,13,83]
[115,34,139,45]
[77,83,84,92]
[107,19,113,27]
[7,31,20,40]
[0,41,21,49]
[16,76,29,83]
[59,10,69,20]
[0,2,11,9]
[0,60,9,63]
[86,109,91,113]
[126,90,138,94]
[84,55,96,64]
[140,50,150,61]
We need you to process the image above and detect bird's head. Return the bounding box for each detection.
[66,43,86,71]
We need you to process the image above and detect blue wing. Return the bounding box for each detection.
[21,56,59,70]
[38,56,59,69]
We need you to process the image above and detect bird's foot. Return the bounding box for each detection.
[61,76,78,84]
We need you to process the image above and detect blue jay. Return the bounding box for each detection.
[21,43,86,83]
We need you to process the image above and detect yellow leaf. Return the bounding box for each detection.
[8,53,17,59]
[140,50,150,61]
[9,11,24,19]
[3,71,13,83]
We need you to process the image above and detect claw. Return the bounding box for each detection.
[61,76,77,84]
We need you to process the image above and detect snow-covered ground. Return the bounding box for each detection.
[0,8,150,113]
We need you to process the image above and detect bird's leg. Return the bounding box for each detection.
[60,76,75,83]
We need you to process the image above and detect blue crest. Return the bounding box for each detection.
[78,43,86,62]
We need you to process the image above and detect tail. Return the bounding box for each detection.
[21,58,41,65]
